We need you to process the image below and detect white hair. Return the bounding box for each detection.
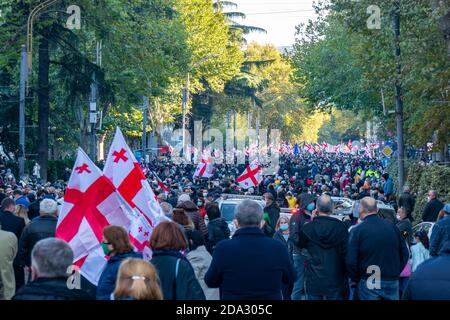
[177,193,191,204]
[39,199,58,216]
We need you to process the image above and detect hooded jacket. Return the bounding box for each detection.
[177,201,208,237]
[207,217,230,248]
[299,215,349,297]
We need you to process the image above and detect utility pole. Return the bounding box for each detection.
[142,96,149,163]
[89,41,101,161]
[19,45,27,177]
[394,0,405,192]
[89,72,97,161]
[182,73,190,153]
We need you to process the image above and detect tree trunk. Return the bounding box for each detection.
[38,31,49,182]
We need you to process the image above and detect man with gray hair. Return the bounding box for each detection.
[160,201,173,219]
[422,190,444,222]
[298,195,349,300]
[16,199,59,274]
[346,197,409,300]
[14,238,91,300]
[205,200,296,300]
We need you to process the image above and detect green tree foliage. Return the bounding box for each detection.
[292,0,450,150]
[177,0,243,93]
[387,159,450,223]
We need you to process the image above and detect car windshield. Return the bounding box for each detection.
[221,203,237,222]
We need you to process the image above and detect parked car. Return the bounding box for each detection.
[216,194,266,236]
[411,222,435,244]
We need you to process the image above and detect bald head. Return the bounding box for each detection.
[359,197,378,220]
[316,194,333,215]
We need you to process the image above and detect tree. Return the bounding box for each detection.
[292,0,450,152]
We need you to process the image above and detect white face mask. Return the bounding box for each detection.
[396,215,401,220]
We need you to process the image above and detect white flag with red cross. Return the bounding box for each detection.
[56,148,135,285]
[193,150,214,179]
[193,160,214,179]
[237,160,263,189]
[103,128,166,260]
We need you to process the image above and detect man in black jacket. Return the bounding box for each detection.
[288,193,314,300]
[205,200,296,300]
[16,199,58,270]
[346,197,409,300]
[0,197,26,291]
[263,192,280,235]
[398,186,415,221]
[0,197,25,239]
[14,238,91,300]
[422,190,444,222]
[299,195,349,300]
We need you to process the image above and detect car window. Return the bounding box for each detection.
[221,203,236,222]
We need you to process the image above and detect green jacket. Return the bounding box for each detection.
[0,229,18,300]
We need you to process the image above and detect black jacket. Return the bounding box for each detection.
[398,192,415,217]
[16,215,57,267]
[422,198,444,222]
[13,277,92,300]
[273,230,293,261]
[207,217,230,247]
[205,227,296,300]
[396,218,413,245]
[0,210,25,240]
[346,215,409,282]
[28,200,41,220]
[299,216,349,297]
[151,249,205,300]
[264,202,280,230]
[288,212,310,254]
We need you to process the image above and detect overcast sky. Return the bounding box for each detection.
[231,0,318,47]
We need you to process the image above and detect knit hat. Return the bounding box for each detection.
[444,203,450,214]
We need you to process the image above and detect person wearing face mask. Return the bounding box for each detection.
[96,226,142,300]
[273,215,293,300]
[197,198,206,219]
[298,195,349,300]
[205,200,296,300]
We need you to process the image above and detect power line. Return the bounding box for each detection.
[240,9,316,15]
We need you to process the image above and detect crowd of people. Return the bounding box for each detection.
[0,150,449,300]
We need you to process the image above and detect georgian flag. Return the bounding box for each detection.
[56,148,135,285]
[103,128,167,260]
[237,160,263,189]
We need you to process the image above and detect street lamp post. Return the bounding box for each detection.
[393,0,405,192]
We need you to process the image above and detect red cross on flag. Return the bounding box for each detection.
[193,160,214,179]
[103,128,167,260]
[237,161,263,190]
[56,148,135,285]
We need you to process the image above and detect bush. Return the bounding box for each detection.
[388,159,450,222]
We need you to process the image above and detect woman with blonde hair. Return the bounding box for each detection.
[15,204,30,225]
[273,215,293,300]
[113,258,163,300]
